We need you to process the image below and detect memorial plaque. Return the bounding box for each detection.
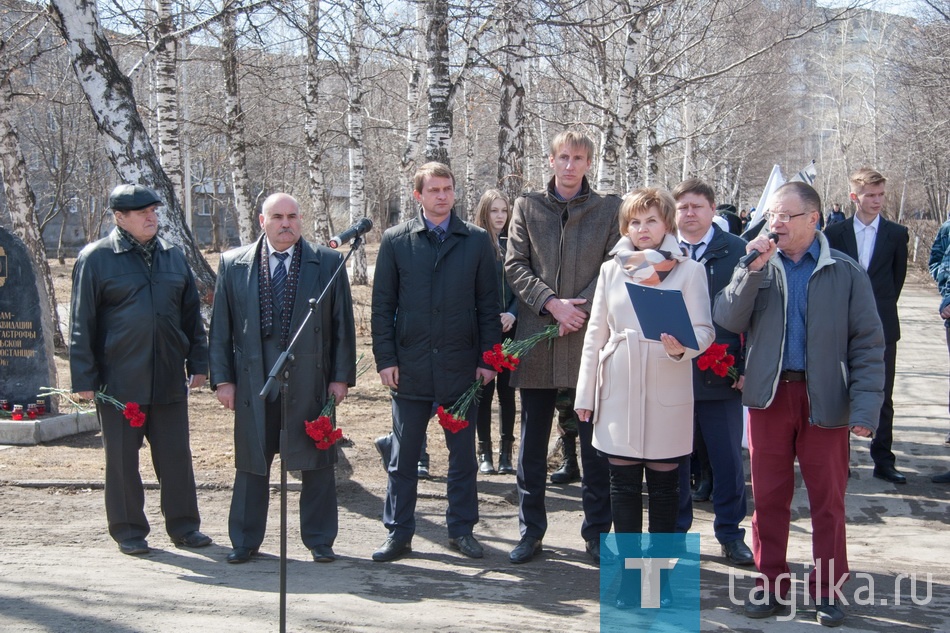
[0,226,56,414]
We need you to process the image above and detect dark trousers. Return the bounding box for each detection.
[870,342,898,467]
[228,399,337,549]
[475,369,516,445]
[517,388,611,541]
[749,382,850,599]
[383,396,479,541]
[99,400,200,543]
[676,396,748,544]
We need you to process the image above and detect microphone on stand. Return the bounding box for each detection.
[328,218,373,248]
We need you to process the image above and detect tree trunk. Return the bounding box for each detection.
[424,0,452,165]
[222,11,257,246]
[496,0,527,201]
[48,0,215,304]
[154,0,184,203]
[399,2,425,224]
[347,0,368,285]
[305,0,331,243]
[0,77,66,355]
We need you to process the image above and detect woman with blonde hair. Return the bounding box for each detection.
[473,189,518,474]
[575,187,714,607]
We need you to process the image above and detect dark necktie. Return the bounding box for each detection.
[690,242,704,261]
[272,251,289,309]
[432,225,446,242]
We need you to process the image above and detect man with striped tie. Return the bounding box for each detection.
[209,192,357,564]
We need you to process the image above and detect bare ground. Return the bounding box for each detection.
[0,257,948,632]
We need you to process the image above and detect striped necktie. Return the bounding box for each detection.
[432,225,446,242]
[272,251,289,309]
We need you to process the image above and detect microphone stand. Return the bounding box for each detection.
[259,236,363,633]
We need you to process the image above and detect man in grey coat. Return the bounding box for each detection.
[504,130,620,564]
[209,192,356,564]
[370,162,501,563]
[714,182,884,627]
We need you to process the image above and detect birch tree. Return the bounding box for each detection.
[496,0,527,200]
[48,0,215,300]
[346,0,368,284]
[305,0,331,242]
[221,8,256,245]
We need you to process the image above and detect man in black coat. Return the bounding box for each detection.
[370,162,501,562]
[209,192,357,563]
[825,168,909,484]
[70,184,210,556]
[673,179,754,566]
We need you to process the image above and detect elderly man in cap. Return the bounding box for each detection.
[70,184,211,556]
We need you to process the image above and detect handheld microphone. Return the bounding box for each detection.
[328,218,373,248]
[738,232,779,269]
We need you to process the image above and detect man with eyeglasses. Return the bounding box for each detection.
[714,181,884,627]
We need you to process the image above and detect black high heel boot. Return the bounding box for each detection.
[646,466,681,607]
[609,463,645,609]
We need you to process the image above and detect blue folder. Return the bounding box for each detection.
[625,282,700,350]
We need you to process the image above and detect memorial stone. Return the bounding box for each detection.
[0,226,56,414]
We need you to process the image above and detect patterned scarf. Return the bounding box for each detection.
[613,234,687,286]
[117,227,158,269]
[258,239,302,348]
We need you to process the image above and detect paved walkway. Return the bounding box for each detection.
[0,280,948,632]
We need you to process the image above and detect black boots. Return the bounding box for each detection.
[478,441,496,474]
[646,467,680,534]
[550,433,581,483]
[498,439,515,475]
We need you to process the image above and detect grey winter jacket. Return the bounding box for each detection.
[713,231,885,432]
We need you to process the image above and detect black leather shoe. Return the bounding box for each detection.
[873,464,907,484]
[816,598,846,627]
[744,589,788,619]
[509,536,542,564]
[721,538,755,566]
[932,470,950,483]
[585,538,601,564]
[691,478,712,502]
[226,546,258,564]
[173,530,212,548]
[311,544,336,562]
[372,537,412,562]
[118,538,149,556]
[374,435,392,470]
[449,534,484,558]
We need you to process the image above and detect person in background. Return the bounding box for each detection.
[927,215,950,483]
[825,168,908,485]
[575,186,714,608]
[473,189,519,475]
[70,184,211,556]
[826,202,846,228]
[673,178,754,567]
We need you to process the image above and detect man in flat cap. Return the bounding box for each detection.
[70,184,211,556]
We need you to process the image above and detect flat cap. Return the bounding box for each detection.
[109,184,163,212]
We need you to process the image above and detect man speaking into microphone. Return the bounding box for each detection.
[714,182,884,627]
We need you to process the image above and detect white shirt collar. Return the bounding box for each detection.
[854,214,880,232]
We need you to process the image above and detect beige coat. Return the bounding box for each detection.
[575,234,715,460]
[505,177,621,389]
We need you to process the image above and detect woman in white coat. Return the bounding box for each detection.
[575,187,714,606]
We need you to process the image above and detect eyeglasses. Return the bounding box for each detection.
[767,211,810,223]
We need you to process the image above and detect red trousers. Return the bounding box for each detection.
[748,381,851,599]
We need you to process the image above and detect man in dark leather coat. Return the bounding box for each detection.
[70,184,210,556]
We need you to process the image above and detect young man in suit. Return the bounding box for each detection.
[825,168,909,484]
